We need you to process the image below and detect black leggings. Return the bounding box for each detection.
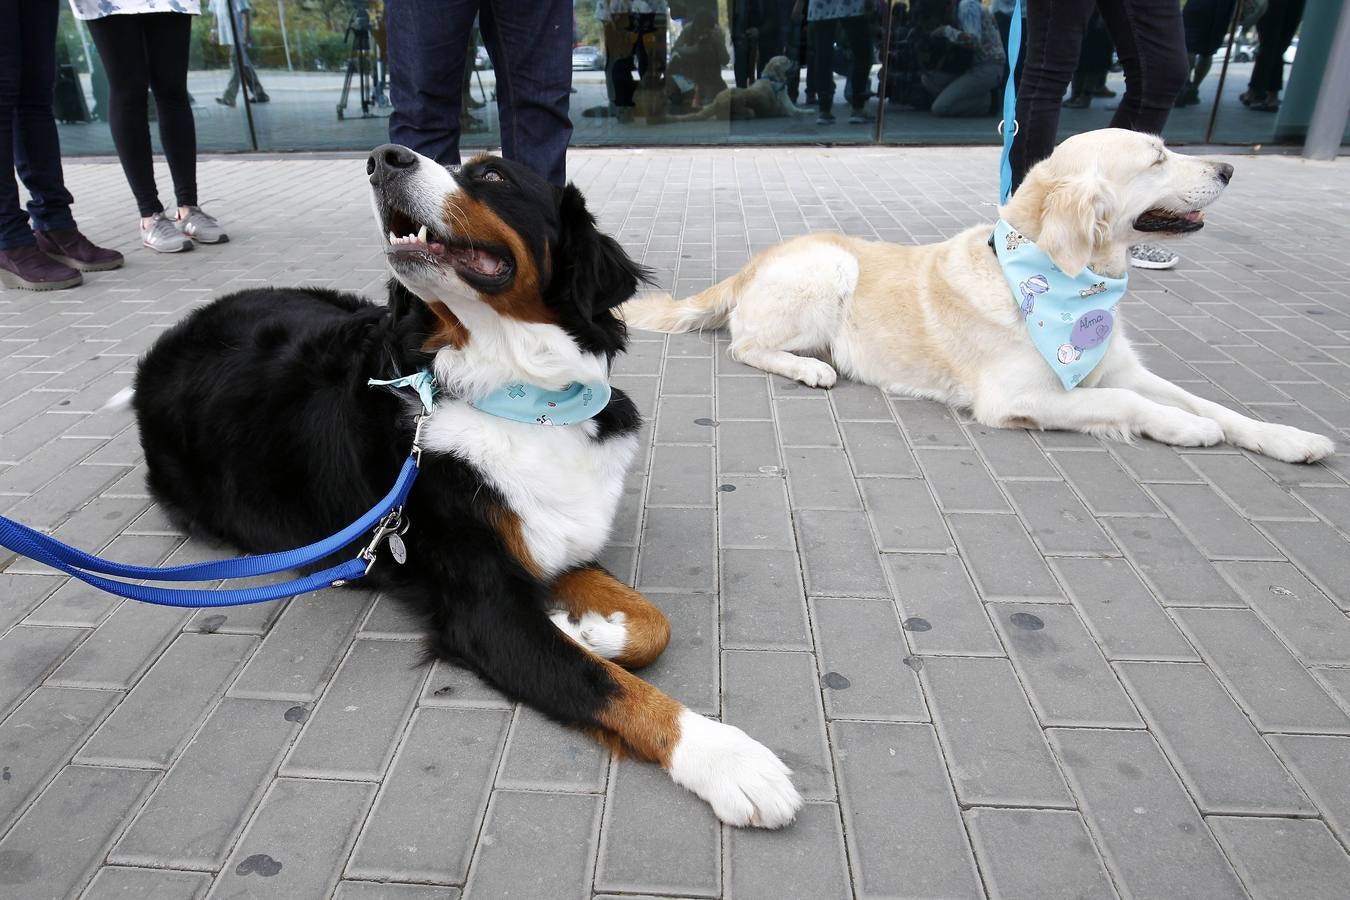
[1009,0,1187,192]
[87,12,197,217]
[1248,0,1305,95]
[809,16,872,113]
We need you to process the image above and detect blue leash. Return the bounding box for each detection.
[999,0,1024,205]
[0,382,434,608]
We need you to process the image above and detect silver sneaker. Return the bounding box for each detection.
[1128,242,1179,270]
[141,212,194,253]
[176,206,229,244]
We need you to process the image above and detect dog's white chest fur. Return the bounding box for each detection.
[423,403,638,578]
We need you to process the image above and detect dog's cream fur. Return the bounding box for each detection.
[622,129,1333,463]
[673,56,804,122]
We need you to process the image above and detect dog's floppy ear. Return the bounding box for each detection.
[554,183,652,319]
[1034,172,1118,278]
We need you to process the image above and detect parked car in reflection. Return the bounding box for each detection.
[572,46,605,71]
[475,46,491,70]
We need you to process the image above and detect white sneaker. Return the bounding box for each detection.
[1129,243,1179,269]
[175,206,229,244]
[141,212,194,253]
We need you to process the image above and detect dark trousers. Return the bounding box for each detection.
[87,12,197,218]
[0,0,76,249]
[387,0,572,188]
[1249,0,1306,95]
[1009,0,1187,192]
[808,16,872,113]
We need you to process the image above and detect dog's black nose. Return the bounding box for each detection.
[368,144,418,184]
[1215,162,1234,185]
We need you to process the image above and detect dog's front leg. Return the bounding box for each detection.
[432,572,801,828]
[978,383,1225,447]
[1099,363,1335,463]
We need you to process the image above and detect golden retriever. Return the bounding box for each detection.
[621,129,1334,463]
[673,55,805,121]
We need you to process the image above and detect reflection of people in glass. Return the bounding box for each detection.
[387,0,573,187]
[732,0,795,89]
[597,0,668,122]
[668,8,730,111]
[806,0,874,125]
[1062,11,1114,109]
[1243,0,1305,112]
[1177,0,1235,107]
[213,0,269,107]
[921,0,1004,117]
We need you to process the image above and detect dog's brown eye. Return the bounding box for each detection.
[482,169,504,183]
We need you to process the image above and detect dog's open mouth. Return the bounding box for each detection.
[1133,208,1205,234]
[383,206,514,285]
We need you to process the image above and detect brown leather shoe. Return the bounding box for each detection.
[35,228,125,272]
[0,244,83,291]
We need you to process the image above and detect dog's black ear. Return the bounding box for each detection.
[386,277,418,323]
[554,183,652,319]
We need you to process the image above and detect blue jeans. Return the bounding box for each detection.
[0,0,76,250]
[386,0,573,187]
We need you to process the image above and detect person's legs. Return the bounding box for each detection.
[841,14,872,113]
[386,0,477,166]
[479,0,572,188]
[221,48,242,104]
[1097,0,1188,134]
[809,19,839,117]
[1009,0,1094,191]
[931,61,1002,117]
[87,13,163,218]
[142,12,198,212]
[1267,0,1305,93]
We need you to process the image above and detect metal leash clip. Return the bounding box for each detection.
[358,508,409,575]
[411,413,429,467]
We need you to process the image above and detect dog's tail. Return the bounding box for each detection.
[619,278,740,334]
[103,386,135,412]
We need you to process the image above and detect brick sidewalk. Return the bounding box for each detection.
[2,148,1349,899]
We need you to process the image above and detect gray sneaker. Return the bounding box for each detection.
[141,212,194,253]
[175,206,229,244]
[1128,242,1179,270]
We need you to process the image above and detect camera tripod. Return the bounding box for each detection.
[337,0,379,120]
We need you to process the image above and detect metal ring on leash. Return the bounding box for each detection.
[997,119,1020,137]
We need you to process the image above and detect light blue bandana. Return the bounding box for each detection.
[992,218,1126,389]
[368,370,610,425]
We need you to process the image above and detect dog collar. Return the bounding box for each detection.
[370,369,610,426]
[991,218,1126,390]
[368,369,438,413]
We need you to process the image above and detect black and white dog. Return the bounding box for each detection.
[127,147,801,828]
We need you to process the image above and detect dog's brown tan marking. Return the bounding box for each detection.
[592,664,684,764]
[422,304,469,351]
[486,506,542,577]
[445,192,552,325]
[552,567,672,669]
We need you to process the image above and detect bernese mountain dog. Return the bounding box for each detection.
[126,145,802,828]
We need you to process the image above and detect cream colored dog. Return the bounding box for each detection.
[621,129,1334,463]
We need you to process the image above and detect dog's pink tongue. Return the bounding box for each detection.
[1180,210,1204,223]
[449,248,507,276]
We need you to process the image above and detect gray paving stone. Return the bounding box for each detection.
[1109,441,1204,485]
[228,589,374,700]
[76,633,256,768]
[209,777,375,900]
[715,374,771,419]
[1149,482,1283,560]
[420,660,511,710]
[882,553,1003,655]
[1215,560,1350,665]
[1172,608,1350,734]
[891,396,970,448]
[965,808,1116,900]
[720,549,810,650]
[1259,520,1350,608]
[784,447,860,509]
[1048,728,1245,899]
[775,397,840,447]
[647,443,715,507]
[725,802,850,900]
[717,476,795,549]
[1318,666,1350,711]
[860,478,953,553]
[1051,557,1198,661]
[994,604,1142,728]
[723,650,834,800]
[334,882,459,900]
[1184,453,1317,520]
[1268,735,1350,845]
[795,509,890,598]
[716,419,781,473]
[496,706,608,793]
[637,507,716,592]
[0,687,117,834]
[640,592,719,715]
[831,721,982,899]
[654,395,715,444]
[46,600,190,690]
[1291,484,1350,533]
[967,424,1059,480]
[839,419,920,477]
[915,448,1009,513]
[0,767,155,898]
[829,380,893,421]
[83,866,213,900]
[348,707,510,885]
[1210,817,1350,900]
[1117,662,1314,815]
[359,593,424,640]
[1005,480,1116,556]
[1,463,130,530]
[810,597,925,722]
[282,639,426,780]
[1052,450,1162,516]
[0,573,60,633]
[0,624,85,718]
[464,793,602,900]
[24,534,180,628]
[111,698,303,870]
[948,513,1063,601]
[1102,517,1242,606]
[921,656,1073,807]
[662,354,713,395]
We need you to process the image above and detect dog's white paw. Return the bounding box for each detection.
[792,358,837,389]
[547,609,628,659]
[1150,410,1224,448]
[667,710,802,829]
[1245,424,1335,464]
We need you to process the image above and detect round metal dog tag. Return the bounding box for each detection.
[388,533,407,565]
